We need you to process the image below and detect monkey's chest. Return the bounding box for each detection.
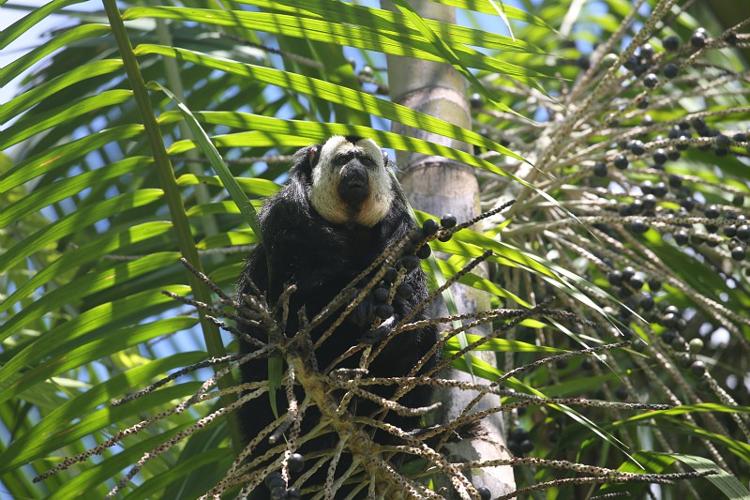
[285,228,383,287]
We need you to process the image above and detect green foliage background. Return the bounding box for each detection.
[1,0,750,498]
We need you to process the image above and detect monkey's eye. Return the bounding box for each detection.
[359,155,376,168]
[333,153,354,166]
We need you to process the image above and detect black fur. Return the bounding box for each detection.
[236,142,438,493]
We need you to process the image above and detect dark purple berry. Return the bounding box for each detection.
[737,225,750,241]
[613,154,629,169]
[663,63,678,79]
[653,149,668,165]
[680,198,695,211]
[715,134,731,149]
[663,35,680,51]
[399,255,420,270]
[661,330,676,344]
[674,229,690,246]
[640,43,654,60]
[477,487,491,500]
[422,218,439,236]
[629,220,649,234]
[704,205,720,218]
[644,73,658,88]
[652,182,668,198]
[577,54,591,70]
[699,127,717,138]
[691,116,708,131]
[622,266,636,281]
[288,453,305,474]
[629,273,645,290]
[593,161,608,177]
[416,244,432,259]
[628,140,645,155]
[731,246,746,261]
[639,293,655,311]
[608,270,623,286]
[642,194,657,211]
[690,360,706,375]
[662,312,679,328]
[631,199,644,214]
[440,214,457,228]
[470,93,483,109]
[691,29,707,49]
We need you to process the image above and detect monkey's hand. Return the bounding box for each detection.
[348,292,375,330]
[360,315,396,345]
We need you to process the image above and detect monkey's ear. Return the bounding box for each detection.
[291,144,321,178]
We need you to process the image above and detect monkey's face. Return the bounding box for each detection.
[309,136,394,227]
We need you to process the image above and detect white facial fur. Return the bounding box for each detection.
[310,136,394,227]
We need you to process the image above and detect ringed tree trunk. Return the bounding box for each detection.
[382,0,516,497]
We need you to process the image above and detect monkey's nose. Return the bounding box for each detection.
[338,166,369,205]
[341,166,367,187]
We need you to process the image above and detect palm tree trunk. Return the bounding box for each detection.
[382,1,516,497]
